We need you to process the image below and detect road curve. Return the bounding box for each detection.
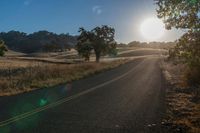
[0,57,167,133]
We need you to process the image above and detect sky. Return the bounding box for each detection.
[0,0,184,43]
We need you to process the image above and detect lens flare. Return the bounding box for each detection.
[39,99,48,106]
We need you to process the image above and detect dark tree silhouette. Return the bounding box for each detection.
[0,31,77,53]
[91,25,116,62]
[0,40,7,56]
[76,25,116,62]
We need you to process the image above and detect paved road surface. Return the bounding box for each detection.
[0,57,167,133]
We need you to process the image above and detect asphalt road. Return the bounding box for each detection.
[0,56,167,133]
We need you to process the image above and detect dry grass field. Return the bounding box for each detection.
[0,57,129,96]
[0,47,167,96]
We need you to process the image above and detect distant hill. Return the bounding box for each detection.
[0,31,78,53]
[127,41,176,50]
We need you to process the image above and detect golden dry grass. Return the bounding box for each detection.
[162,60,200,133]
[0,58,40,68]
[0,58,129,96]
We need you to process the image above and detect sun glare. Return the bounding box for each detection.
[140,17,165,41]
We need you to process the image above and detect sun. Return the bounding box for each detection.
[140,17,165,41]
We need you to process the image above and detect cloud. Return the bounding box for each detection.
[92,6,102,15]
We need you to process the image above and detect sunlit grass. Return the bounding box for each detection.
[0,59,129,96]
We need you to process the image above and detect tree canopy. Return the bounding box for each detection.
[155,0,200,30]
[76,25,117,62]
[155,0,200,65]
[156,0,200,84]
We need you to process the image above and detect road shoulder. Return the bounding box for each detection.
[160,58,200,133]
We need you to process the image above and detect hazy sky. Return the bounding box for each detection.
[0,0,184,43]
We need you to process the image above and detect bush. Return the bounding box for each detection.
[185,66,200,86]
[169,31,200,85]
[0,40,7,56]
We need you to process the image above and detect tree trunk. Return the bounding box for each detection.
[85,55,90,62]
[95,52,100,62]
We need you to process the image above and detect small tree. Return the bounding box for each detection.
[0,40,7,56]
[91,25,116,62]
[77,25,116,62]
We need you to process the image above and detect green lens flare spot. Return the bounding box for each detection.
[39,99,48,106]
